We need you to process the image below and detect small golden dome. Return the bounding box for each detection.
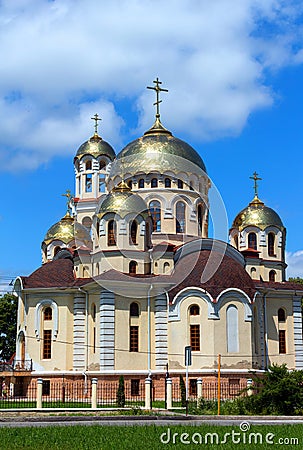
[43,212,92,248]
[232,196,284,231]
[75,133,115,160]
[97,182,149,219]
[116,124,206,174]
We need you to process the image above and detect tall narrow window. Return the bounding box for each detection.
[44,307,52,321]
[269,270,276,282]
[108,220,116,246]
[99,175,105,192]
[85,160,92,170]
[278,308,286,322]
[139,178,145,188]
[128,180,132,189]
[177,179,183,189]
[130,326,139,352]
[131,379,140,396]
[129,260,137,274]
[151,178,158,188]
[43,330,52,359]
[149,201,161,232]
[163,262,170,273]
[92,302,96,354]
[176,201,186,233]
[268,233,275,256]
[190,325,200,351]
[165,178,171,188]
[130,220,138,245]
[197,204,203,234]
[130,302,139,317]
[234,235,239,249]
[279,330,286,354]
[99,160,106,170]
[85,174,92,192]
[248,232,257,250]
[189,181,194,191]
[227,305,239,353]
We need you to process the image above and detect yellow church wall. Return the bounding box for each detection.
[114,295,155,371]
[266,296,295,369]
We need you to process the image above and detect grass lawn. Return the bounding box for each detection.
[0,424,302,449]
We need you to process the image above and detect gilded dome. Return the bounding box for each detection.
[116,120,206,174]
[97,182,149,219]
[75,133,115,160]
[232,196,284,231]
[43,212,92,248]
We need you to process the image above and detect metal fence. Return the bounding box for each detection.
[0,380,37,409]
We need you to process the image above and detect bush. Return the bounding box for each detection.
[179,375,186,407]
[116,375,125,407]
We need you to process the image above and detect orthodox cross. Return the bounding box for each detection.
[62,189,73,213]
[147,77,168,119]
[91,113,101,135]
[250,171,262,197]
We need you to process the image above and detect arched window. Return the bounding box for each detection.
[189,304,200,316]
[139,178,145,188]
[248,232,257,250]
[108,220,116,246]
[268,233,275,256]
[234,235,239,249]
[128,180,132,189]
[85,160,92,171]
[130,220,138,245]
[197,204,203,234]
[176,201,186,233]
[149,201,161,232]
[177,179,183,189]
[189,181,194,191]
[227,305,239,353]
[91,303,96,353]
[96,220,100,237]
[278,308,286,322]
[130,302,139,317]
[92,303,96,321]
[53,246,61,257]
[85,174,92,192]
[129,260,137,274]
[99,160,106,170]
[163,262,170,273]
[269,270,276,282]
[151,178,158,188]
[165,178,171,188]
[99,175,105,192]
[44,307,52,321]
[250,267,257,279]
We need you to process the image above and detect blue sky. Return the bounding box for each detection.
[1,0,303,292]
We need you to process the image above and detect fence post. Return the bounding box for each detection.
[37,378,43,409]
[247,378,253,396]
[145,377,152,409]
[197,377,203,406]
[166,378,172,410]
[91,378,98,408]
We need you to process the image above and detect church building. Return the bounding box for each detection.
[13,79,303,393]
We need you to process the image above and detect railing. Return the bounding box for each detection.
[13,359,33,371]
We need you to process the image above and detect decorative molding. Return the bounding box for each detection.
[216,289,252,322]
[169,287,217,321]
[73,293,86,371]
[34,299,58,341]
[293,296,303,369]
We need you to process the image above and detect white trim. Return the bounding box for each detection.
[35,299,58,341]
[216,289,252,322]
[169,287,217,321]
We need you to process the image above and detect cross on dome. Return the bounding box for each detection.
[62,189,73,214]
[250,171,262,198]
[147,77,168,120]
[91,113,102,135]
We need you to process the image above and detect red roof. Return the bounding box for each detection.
[253,280,303,291]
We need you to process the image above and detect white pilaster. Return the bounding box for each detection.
[73,292,86,370]
[155,293,168,369]
[100,290,115,370]
[293,296,303,369]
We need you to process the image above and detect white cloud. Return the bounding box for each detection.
[0,0,302,170]
[286,250,303,278]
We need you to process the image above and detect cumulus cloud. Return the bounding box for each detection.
[286,251,303,278]
[0,0,302,170]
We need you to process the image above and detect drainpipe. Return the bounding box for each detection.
[78,287,89,390]
[147,284,153,377]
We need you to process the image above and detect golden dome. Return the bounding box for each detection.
[75,133,115,160]
[97,182,149,219]
[232,196,284,231]
[116,121,206,174]
[43,212,92,248]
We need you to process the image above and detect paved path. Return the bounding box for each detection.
[0,415,303,428]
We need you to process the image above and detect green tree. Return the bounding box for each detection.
[179,375,186,407]
[116,375,125,407]
[289,277,303,284]
[0,293,18,361]
[247,364,303,415]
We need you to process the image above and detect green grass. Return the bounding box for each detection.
[0,424,302,449]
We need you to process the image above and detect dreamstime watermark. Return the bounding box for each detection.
[159,422,300,446]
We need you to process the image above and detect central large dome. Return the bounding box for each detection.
[117,123,206,174]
